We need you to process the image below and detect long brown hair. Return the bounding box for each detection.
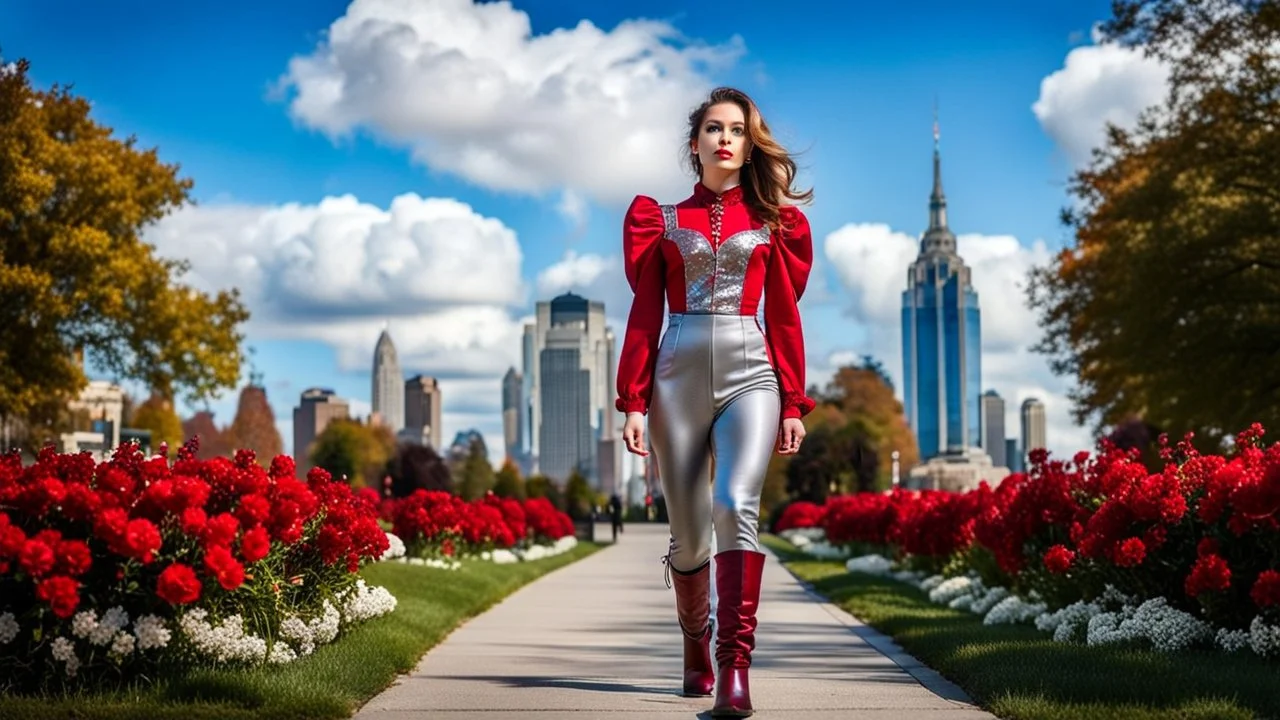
[685,87,812,230]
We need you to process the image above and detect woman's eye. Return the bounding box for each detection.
[732,127,744,136]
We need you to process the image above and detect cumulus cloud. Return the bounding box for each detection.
[822,223,1092,461]
[1033,26,1170,166]
[146,193,531,464]
[148,193,526,318]
[277,0,743,207]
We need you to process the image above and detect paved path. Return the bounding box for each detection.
[353,523,996,719]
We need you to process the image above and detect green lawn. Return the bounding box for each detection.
[762,535,1280,720]
[0,542,600,720]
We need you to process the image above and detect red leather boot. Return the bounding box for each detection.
[667,558,715,696]
[711,549,766,718]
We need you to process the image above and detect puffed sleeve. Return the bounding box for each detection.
[615,195,666,415]
[764,206,817,419]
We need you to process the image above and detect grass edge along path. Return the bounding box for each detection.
[760,534,1280,720]
[0,541,601,720]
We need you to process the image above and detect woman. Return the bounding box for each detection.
[615,86,815,718]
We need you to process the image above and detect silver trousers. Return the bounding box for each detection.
[649,313,781,572]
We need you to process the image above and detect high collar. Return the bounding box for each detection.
[691,182,744,207]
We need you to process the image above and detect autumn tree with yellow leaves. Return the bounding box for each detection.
[0,58,248,446]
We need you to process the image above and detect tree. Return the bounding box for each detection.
[310,419,363,484]
[564,470,594,521]
[0,58,248,442]
[456,440,495,501]
[131,389,183,455]
[493,459,525,499]
[1029,0,1280,449]
[386,443,453,497]
[224,385,283,463]
[821,365,919,484]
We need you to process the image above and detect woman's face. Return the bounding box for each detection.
[692,102,751,175]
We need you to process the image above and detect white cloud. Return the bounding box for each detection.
[1033,28,1170,166]
[278,0,744,207]
[534,250,634,331]
[148,193,526,317]
[147,193,532,468]
[822,223,1093,461]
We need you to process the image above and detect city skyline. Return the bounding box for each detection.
[1,0,1164,466]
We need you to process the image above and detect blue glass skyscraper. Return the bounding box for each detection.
[901,122,982,460]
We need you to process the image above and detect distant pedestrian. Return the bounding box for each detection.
[608,493,624,542]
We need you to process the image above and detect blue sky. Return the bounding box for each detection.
[2,0,1170,468]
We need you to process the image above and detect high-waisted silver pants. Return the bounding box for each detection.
[649,313,781,573]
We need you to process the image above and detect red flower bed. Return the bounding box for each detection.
[773,501,825,533]
[808,424,1280,629]
[0,438,391,689]
[384,491,573,558]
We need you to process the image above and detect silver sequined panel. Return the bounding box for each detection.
[662,205,770,314]
[710,228,771,313]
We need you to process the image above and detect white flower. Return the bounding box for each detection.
[970,587,1010,615]
[984,595,1048,626]
[0,612,19,644]
[178,609,268,664]
[919,574,947,592]
[91,607,129,647]
[133,614,171,651]
[268,641,297,664]
[50,636,76,662]
[1248,616,1280,658]
[71,611,98,640]
[339,580,398,624]
[846,554,893,576]
[1216,627,1250,653]
[929,576,980,605]
[110,631,136,657]
[380,532,406,561]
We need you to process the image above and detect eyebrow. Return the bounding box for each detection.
[706,120,746,126]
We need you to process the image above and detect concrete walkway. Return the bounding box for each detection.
[352,523,996,719]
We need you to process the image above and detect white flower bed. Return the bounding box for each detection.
[778,527,853,560]
[797,526,1280,659]
[9,580,398,677]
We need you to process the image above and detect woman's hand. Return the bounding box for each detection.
[623,412,648,456]
[776,417,806,455]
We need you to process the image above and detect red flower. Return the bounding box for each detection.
[93,507,129,548]
[54,540,93,577]
[202,512,240,549]
[180,507,208,536]
[0,517,26,557]
[1251,570,1280,608]
[203,545,245,591]
[1113,537,1146,567]
[156,563,202,605]
[240,526,271,563]
[1186,553,1232,597]
[235,494,271,527]
[18,538,55,577]
[1043,544,1075,574]
[125,518,163,564]
[35,575,80,618]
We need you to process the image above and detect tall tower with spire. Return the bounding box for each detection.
[901,114,982,461]
[372,327,404,433]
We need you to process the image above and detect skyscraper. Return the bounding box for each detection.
[404,375,443,450]
[902,119,982,461]
[1021,397,1047,463]
[501,367,523,465]
[980,390,1006,469]
[540,323,594,482]
[293,388,349,472]
[371,328,403,432]
[523,291,619,484]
